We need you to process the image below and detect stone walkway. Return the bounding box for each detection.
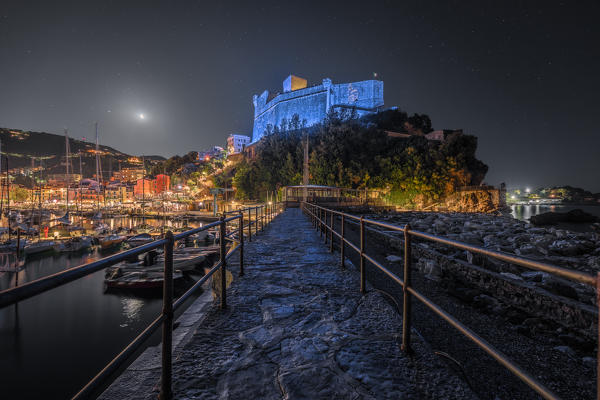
[102,209,476,399]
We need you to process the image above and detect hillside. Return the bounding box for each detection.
[0,127,143,178]
[230,109,489,206]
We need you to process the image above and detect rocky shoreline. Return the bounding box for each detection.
[336,209,598,398]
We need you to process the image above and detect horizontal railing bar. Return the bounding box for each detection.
[72,313,166,400]
[407,286,559,400]
[0,238,168,309]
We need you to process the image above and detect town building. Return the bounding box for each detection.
[134,174,171,197]
[47,173,82,186]
[155,174,171,193]
[252,75,384,142]
[227,134,251,154]
[113,167,145,183]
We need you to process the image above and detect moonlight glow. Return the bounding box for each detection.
[138,113,145,120]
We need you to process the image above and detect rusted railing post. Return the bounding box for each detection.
[324,210,328,244]
[319,209,323,237]
[239,212,244,276]
[261,206,264,231]
[360,216,366,294]
[401,223,412,353]
[255,207,258,235]
[597,272,600,400]
[340,214,345,268]
[219,215,227,309]
[329,211,334,253]
[160,230,174,400]
[248,208,252,242]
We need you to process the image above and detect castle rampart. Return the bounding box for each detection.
[252,76,384,142]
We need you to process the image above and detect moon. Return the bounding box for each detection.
[138,113,145,120]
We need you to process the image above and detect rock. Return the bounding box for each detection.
[582,357,596,367]
[520,271,546,282]
[473,294,500,309]
[433,220,447,234]
[500,272,523,281]
[541,278,579,300]
[558,334,595,352]
[448,286,479,303]
[553,345,577,358]
[386,255,403,263]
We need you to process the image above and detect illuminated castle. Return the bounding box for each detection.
[252,75,384,143]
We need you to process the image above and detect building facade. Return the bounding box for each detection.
[227,134,251,154]
[113,167,145,183]
[252,75,384,142]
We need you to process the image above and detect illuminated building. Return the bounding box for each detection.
[252,75,384,142]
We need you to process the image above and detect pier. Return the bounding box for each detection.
[101,208,474,399]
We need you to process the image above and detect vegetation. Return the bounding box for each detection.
[230,109,488,207]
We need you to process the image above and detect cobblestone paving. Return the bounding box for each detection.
[102,209,477,399]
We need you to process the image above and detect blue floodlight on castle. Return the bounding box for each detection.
[251,75,384,143]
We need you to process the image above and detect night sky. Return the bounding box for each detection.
[1,1,598,191]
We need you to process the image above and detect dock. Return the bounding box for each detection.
[101,208,475,399]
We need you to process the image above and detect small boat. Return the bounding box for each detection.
[94,223,110,234]
[92,211,103,221]
[55,236,93,253]
[56,212,71,225]
[156,252,206,272]
[99,234,126,250]
[104,268,184,290]
[126,233,153,248]
[24,240,56,255]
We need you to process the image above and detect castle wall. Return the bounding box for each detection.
[252,78,384,143]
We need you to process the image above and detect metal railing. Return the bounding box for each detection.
[0,202,284,399]
[302,202,599,400]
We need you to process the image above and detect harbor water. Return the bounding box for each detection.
[511,204,600,221]
[0,216,208,399]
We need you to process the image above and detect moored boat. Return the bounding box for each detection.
[24,240,56,255]
[54,236,93,253]
[126,233,153,247]
[99,234,126,250]
[104,268,184,290]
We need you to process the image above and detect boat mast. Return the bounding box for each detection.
[64,128,70,215]
[95,122,100,214]
[142,155,145,225]
[79,150,83,224]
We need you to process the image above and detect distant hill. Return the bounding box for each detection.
[0,127,140,178]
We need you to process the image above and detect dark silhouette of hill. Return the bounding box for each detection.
[0,127,137,178]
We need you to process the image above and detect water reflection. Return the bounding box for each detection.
[511,204,600,221]
[120,298,145,327]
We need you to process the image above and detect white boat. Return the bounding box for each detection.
[126,233,153,247]
[24,240,56,255]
